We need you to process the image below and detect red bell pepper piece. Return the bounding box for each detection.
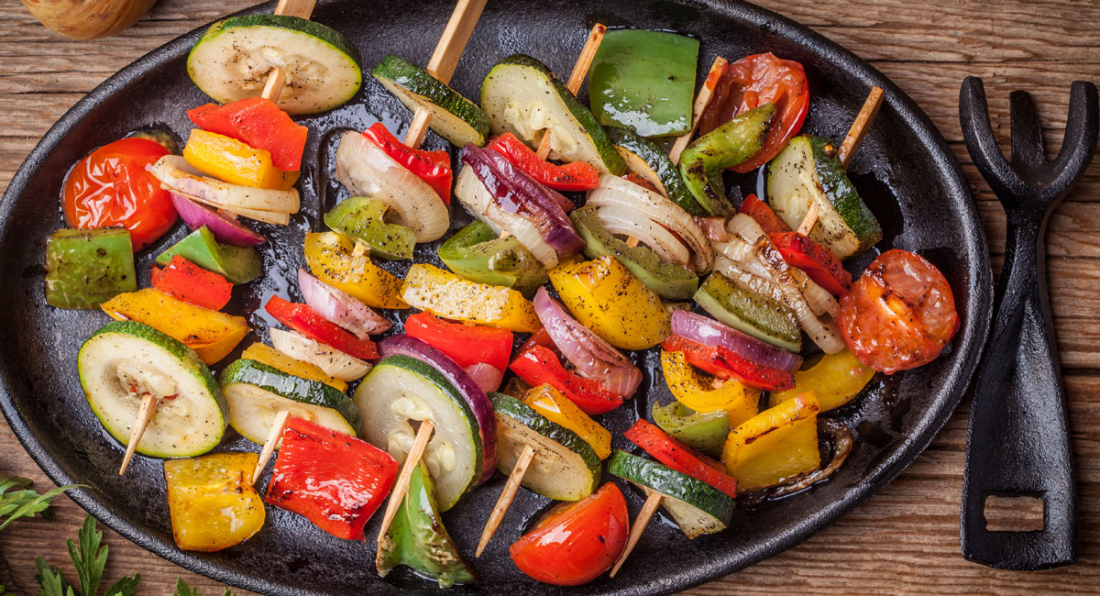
[265,295,379,360]
[487,132,599,192]
[362,123,452,204]
[188,98,308,171]
[265,417,398,540]
[509,345,625,415]
[661,334,795,391]
[624,419,738,498]
[738,193,791,235]
[151,255,233,311]
[769,232,852,295]
[404,312,513,372]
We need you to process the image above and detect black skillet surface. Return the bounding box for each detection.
[0,0,992,594]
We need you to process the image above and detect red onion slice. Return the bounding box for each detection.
[465,363,504,394]
[378,335,497,485]
[671,309,803,372]
[297,268,392,338]
[170,192,265,247]
[532,287,643,397]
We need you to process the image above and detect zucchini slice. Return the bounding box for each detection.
[608,128,703,216]
[371,54,491,147]
[767,135,882,259]
[608,450,734,538]
[78,321,227,458]
[354,355,484,512]
[695,272,802,353]
[491,393,601,501]
[187,15,362,115]
[481,55,626,175]
[220,359,360,444]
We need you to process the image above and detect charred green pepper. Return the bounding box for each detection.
[570,205,698,300]
[437,221,547,295]
[652,401,729,457]
[45,228,137,310]
[324,196,416,260]
[680,103,775,216]
[156,226,262,285]
[377,462,477,588]
[694,271,801,353]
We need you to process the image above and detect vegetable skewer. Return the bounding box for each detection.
[404,0,490,148]
[534,24,607,160]
[375,419,435,556]
[610,490,661,577]
[260,0,318,103]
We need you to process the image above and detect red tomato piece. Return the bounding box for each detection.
[487,132,600,192]
[770,232,852,296]
[63,137,175,250]
[838,249,959,374]
[738,193,791,235]
[624,419,738,498]
[265,417,398,540]
[265,295,379,360]
[699,53,810,173]
[509,345,625,415]
[404,312,513,372]
[151,255,233,310]
[362,123,453,204]
[188,98,308,171]
[509,483,629,586]
[661,334,795,391]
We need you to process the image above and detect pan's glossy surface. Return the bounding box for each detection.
[0,1,991,594]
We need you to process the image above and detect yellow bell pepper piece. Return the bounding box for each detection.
[660,349,759,427]
[769,349,875,412]
[524,383,612,460]
[303,232,407,309]
[101,288,249,365]
[164,452,266,552]
[722,392,821,492]
[183,129,299,190]
[548,256,669,350]
[241,343,348,393]
[401,264,540,332]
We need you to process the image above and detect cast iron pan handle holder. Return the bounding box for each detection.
[958,76,1098,570]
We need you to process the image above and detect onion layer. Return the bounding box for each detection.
[671,310,802,372]
[533,287,643,397]
[151,156,299,217]
[465,363,504,394]
[455,166,559,268]
[378,335,498,485]
[297,268,392,339]
[170,192,265,247]
[597,205,691,266]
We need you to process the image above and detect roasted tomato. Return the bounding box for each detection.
[837,249,959,374]
[63,137,175,250]
[698,53,809,173]
[510,483,629,586]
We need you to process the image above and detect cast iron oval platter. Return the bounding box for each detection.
[0,0,992,594]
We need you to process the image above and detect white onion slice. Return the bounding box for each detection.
[150,156,299,215]
[597,205,691,266]
[454,165,559,268]
[269,328,372,381]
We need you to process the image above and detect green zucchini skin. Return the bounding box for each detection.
[608,128,703,216]
[694,272,802,352]
[804,135,883,253]
[220,359,361,429]
[608,450,734,538]
[372,54,491,147]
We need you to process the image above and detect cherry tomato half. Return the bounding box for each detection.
[837,249,959,374]
[510,483,629,586]
[698,53,809,174]
[63,137,175,250]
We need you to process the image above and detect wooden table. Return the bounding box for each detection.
[1,0,1097,594]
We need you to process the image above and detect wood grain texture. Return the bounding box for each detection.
[1,0,1099,594]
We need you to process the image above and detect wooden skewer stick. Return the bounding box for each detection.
[535,23,607,160]
[251,410,291,485]
[119,394,158,475]
[260,0,318,103]
[669,56,728,165]
[375,419,436,552]
[795,86,884,235]
[475,443,536,556]
[403,0,490,149]
[610,489,663,577]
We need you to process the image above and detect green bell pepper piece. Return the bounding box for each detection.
[570,205,698,300]
[437,221,547,295]
[652,401,729,457]
[680,103,775,216]
[589,29,699,137]
[156,226,262,285]
[324,196,416,261]
[377,462,477,588]
[45,228,137,310]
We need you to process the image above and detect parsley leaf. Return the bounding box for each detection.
[173,578,236,596]
[33,516,140,596]
[34,557,74,596]
[0,477,80,534]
